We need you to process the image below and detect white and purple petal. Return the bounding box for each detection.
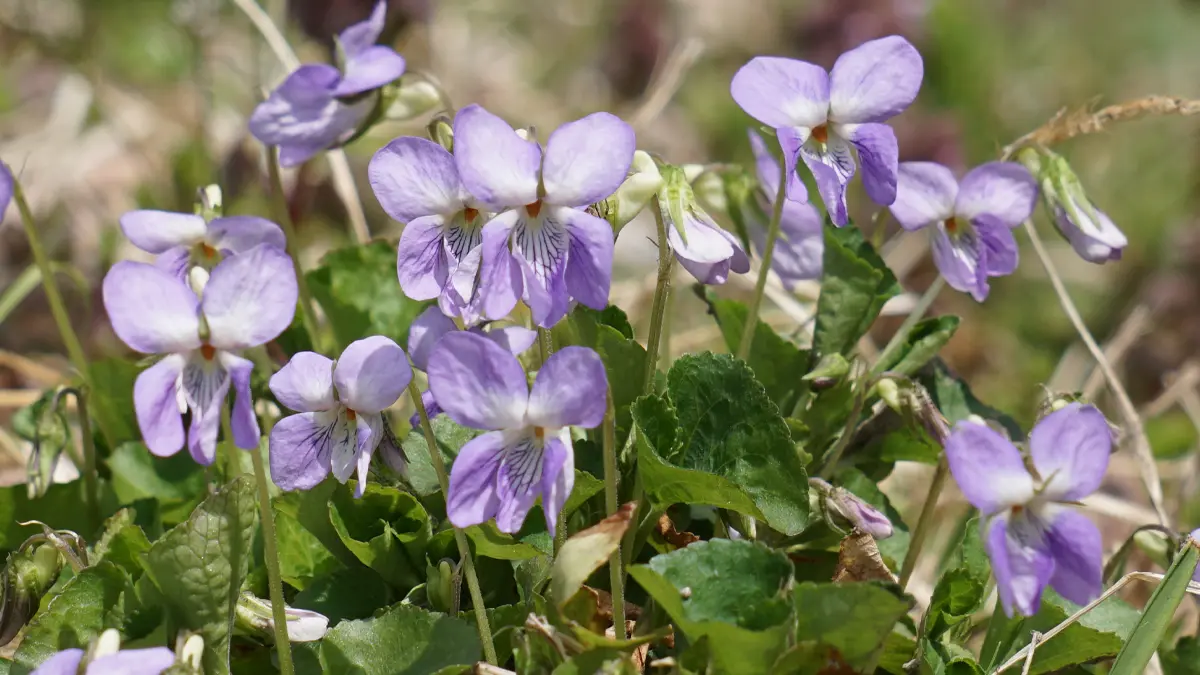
[337,0,386,56]
[1043,505,1103,607]
[182,356,232,465]
[334,46,406,98]
[890,162,957,231]
[248,65,373,167]
[1028,403,1111,503]
[453,105,541,209]
[560,207,614,312]
[541,113,636,208]
[842,122,898,206]
[1054,199,1126,264]
[513,214,572,328]
[208,216,287,254]
[103,261,201,355]
[333,336,411,414]
[397,215,450,301]
[370,136,466,223]
[799,133,856,227]
[954,162,1038,227]
[87,648,176,675]
[224,353,260,450]
[408,305,458,371]
[828,35,923,125]
[427,331,528,430]
[202,244,298,351]
[730,56,830,130]
[748,129,807,203]
[270,352,336,413]
[477,211,523,321]
[484,325,537,355]
[446,430,506,529]
[541,432,574,536]
[494,432,543,533]
[119,210,207,254]
[269,410,339,491]
[945,419,1035,514]
[134,354,187,457]
[985,514,1054,617]
[30,649,85,675]
[975,215,1019,278]
[527,346,608,429]
[930,226,989,302]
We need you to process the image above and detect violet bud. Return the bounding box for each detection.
[1019,146,1126,263]
[593,150,663,235]
[658,163,749,285]
[235,591,329,643]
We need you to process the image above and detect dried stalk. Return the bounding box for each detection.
[1003,95,1200,157]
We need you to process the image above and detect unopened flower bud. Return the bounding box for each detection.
[179,633,205,669]
[594,150,663,235]
[873,377,903,413]
[196,184,222,221]
[427,115,454,153]
[657,163,750,285]
[0,544,63,646]
[384,74,443,122]
[1019,147,1126,263]
[809,477,893,539]
[804,353,850,389]
[426,559,457,613]
[90,628,122,659]
[234,591,329,643]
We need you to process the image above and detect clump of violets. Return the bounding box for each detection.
[945,403,1111,616]
[103,245,298,464]
[889,161,1038,301]
[659,163,749,285]
[747,130,824,286]
[269,336,412,496]
[455,104,636,328]
[369,136,490,322]
[119,207,285,282]
[427,332,607,535]
[405,305,536,427]
[731,36,923,226]
[249,1,405,167]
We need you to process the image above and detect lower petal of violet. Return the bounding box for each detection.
[1043,506,1103,606]
[269,411,338,491]
[560,207,614,311]
[540,433,575,536]
[133,354,186,457]
[843,122,899,206]
[397,215,451,301]
[478,211,523,322]
[930,225,989,302]
[446,430,507,530]
[799,134,856,227]
[494,432,544,533]
[516,250,570,329]
[513,214,571,328]
[974,214,1019,278]
[181,355,232,465]
[223,353,260,450]
[985,514,1055,617]
[352,412,385,497]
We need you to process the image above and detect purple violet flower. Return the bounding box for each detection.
[428,332,607,535]
[455,104,636,328]
[747,130,824,287]
[1050,193,1126,264]
[102,245,298,465]
[33,647,175,675]
[730,36,923,226]
[268,336,412,496]
[119,209,286,281]
[249,2,405,167]
[666,203,750,286]
[945,403,1111,616]
[889,161,1038,302]
[369,137,490,322]
[405,305,536,428]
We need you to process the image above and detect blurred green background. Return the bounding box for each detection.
[2,0,1200,494]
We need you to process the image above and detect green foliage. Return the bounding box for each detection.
[294,604,481,674]
[142,478,257,675]
[792,581,912,668]
[1110,540,1200,674]
[88,358,143,447]
[552,305,648,442]
[628,539,795,675]
[328,482,430,590]
[875,316,961,376]
[812,222,901,357]
[307,241,429,349]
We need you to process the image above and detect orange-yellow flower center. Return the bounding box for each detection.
[346,409,357,421]
[199,242,219,260]
[1011,504,1024,516]
[945,217,959,234]
[811,124,829,144]
[200,344,216,361]
[464,207,479,223]
[525,201,543,218]
[534,427,545,442]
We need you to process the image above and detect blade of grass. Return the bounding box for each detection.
[1109,537,1200,675]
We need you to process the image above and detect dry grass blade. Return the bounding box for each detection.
[1003,95,1200,157]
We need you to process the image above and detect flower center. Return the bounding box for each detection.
[200,344,216,361]
[463,207,479,223]
[945,216,959,234]
[525,201,543,218]
[534,426,545,443]
[811,124,829,144]
[345,409,357,421]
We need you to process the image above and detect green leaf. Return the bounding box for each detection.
[628,539,794,675]
[462,522,543,561]
[295,604,481,674]
[813,221,900,357]
[93,509,152,577]
[792,581,912,666]
[327,482,430,590]
[142,477,257,675]
[1013,589,1140,674]
[700,290,810,412]
[0,480,114,549]
[875,316,960,376]
[274,500,343,590]
[645,353,809,534]
[1111,538,1200,675]
[1161,635,1200,674]
[11,562,130,674]
[307,241,428,349]
[293,568,393,624]
[923,519,989,641]
[552,306,648,442]
[273,480,362,571]
[88,358,143,446]
[633,395,766,523]
[920,359,1021,438]
[108,442,207,525]
[399,417,481,497]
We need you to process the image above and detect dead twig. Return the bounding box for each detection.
[1003,95,1200,157]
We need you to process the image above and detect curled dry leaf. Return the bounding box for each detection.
[655,514,701,550]
[551,502,637,606]
[831,529,896,583]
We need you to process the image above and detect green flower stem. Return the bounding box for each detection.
[817,376,868,480]
[735,168,788,362]
[408,380,498,665]
[898,455,949,590]
[870,276,946,376]
[10,179,114,445]
[249,437,295,675]
[644,197,676,393]
[267,147,325,353]
[601,391,626,640]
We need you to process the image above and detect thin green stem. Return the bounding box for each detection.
[817,376,868,480]
[736,167,788,362]
[601,392,626,640]
[267,147,325,353]
[644,198,675,393]
[408,381,497,665]
[248,433,295,674]
[898,456,949,590]
[871,277,946,376]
